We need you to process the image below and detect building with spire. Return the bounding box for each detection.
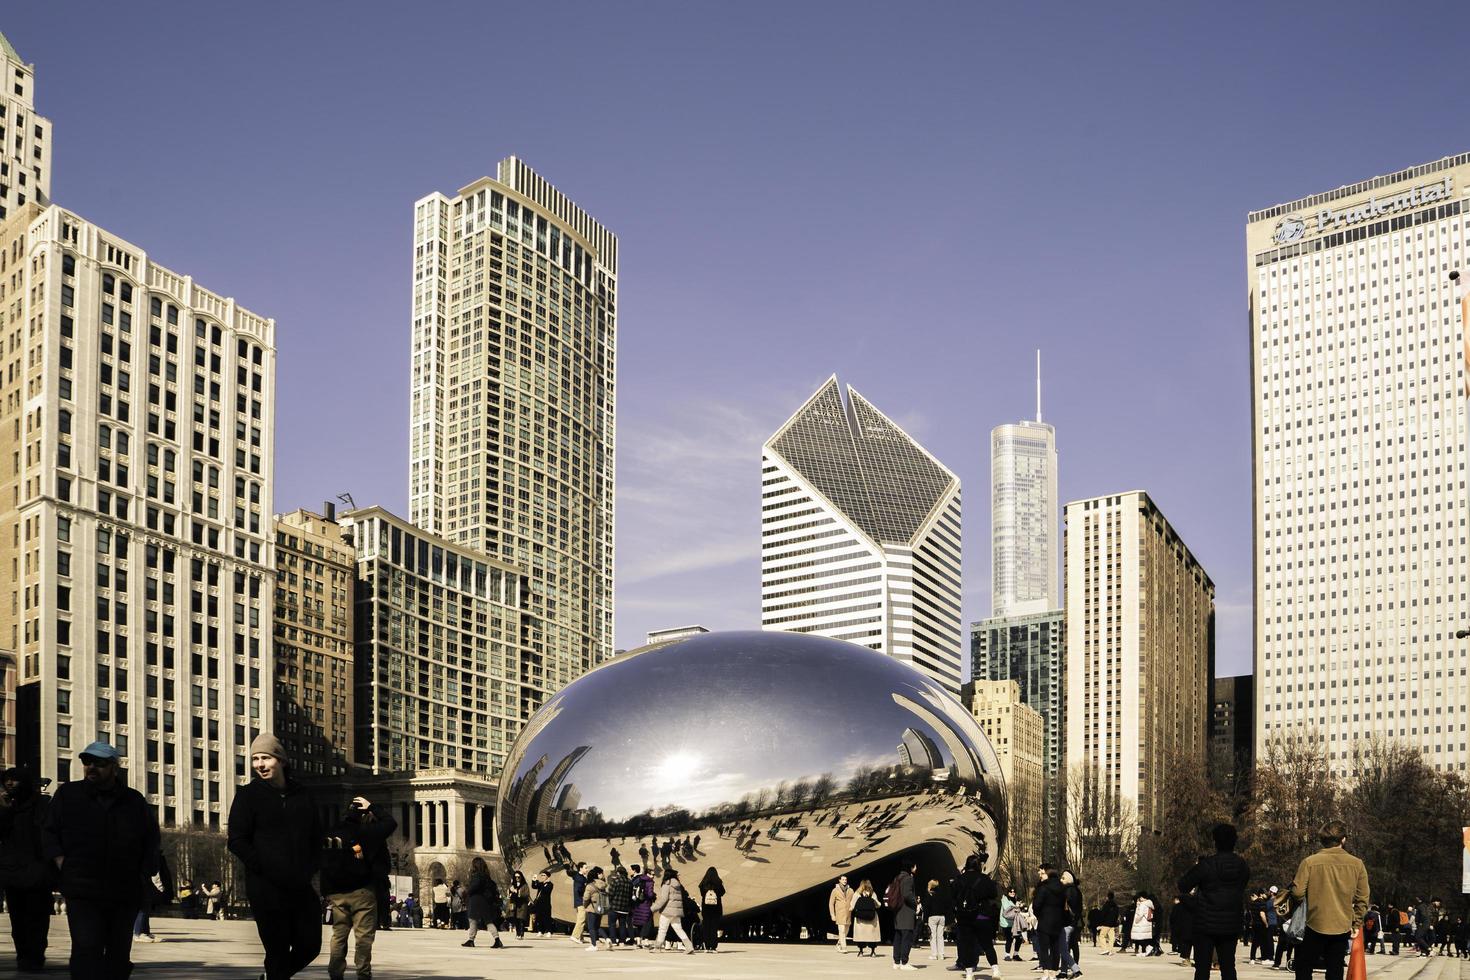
[761,377,963,691]
[972,352,1066,858]
[991,352,1057,618]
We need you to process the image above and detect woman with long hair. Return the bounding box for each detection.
[463,857,504,949]
[697,867,725,952]
[649,868,695,954]
[850,879,882,957]
[507,871,531,939]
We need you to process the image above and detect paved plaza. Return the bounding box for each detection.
[0,916,1463,979]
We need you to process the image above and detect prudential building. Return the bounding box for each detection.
[1249,152,1470,775]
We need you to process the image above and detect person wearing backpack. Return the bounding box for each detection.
[606,864,633,947]
[698,867,725,952]
[851,879,882,956]
[582,866,609,951]
[889,859,919,970]
[629,864,656,947]
[319,795,398,980]
[952,854,1000,980]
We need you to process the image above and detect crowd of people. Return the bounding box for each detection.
[0,736,1457,980]
[820,820,1382,980]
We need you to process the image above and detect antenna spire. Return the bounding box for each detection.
[1035,349,1042,423]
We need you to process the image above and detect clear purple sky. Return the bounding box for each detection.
[10,3,1470,675]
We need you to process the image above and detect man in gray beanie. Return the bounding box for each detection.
[228,733,322,979]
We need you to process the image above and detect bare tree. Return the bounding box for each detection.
[1240,731,1338,887]
[1062,763,1139,900]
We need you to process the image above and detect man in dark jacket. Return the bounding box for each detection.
[228,733,323,980]
[567,861,588,943]
[891,859,919,968]
[1178,822,1250,980]
[40,740,159,979]
[0,766,53,973]
[1098,891,1120,953]
[320,796,397,980]
[1031,865,1068,972]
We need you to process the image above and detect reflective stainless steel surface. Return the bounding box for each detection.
[496,630,1006,921]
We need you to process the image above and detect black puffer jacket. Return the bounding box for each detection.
[0,777,52,891]
[1178,851,1251,936]
[41,778,158,902]
[227,777,322,910]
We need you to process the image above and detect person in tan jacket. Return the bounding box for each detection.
[829,875,853,952]
[1289,820,1369,980]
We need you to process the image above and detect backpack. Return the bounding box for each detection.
[885,877,904,910]
[704,889,719,906]
[853,894,879,920]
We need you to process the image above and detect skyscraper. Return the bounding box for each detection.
[1249,153,1470,773]
[0,31,51,221]
[1065,491,1214,836]
[410,158,617,716]
[761,376,963,690]
[2,204,276,824]
[991,352,1058,618]
[971,609,1064,858]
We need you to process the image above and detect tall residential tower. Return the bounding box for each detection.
[1065,491,1214,836]
[410,158,617,717]
[1249,154,1470,773]
[761,377,963,690]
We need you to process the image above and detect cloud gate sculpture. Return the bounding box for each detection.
[495,630,1006,927]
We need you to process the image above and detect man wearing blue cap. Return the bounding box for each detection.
[40,740,159,979]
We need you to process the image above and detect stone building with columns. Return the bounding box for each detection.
[312,767,502,905]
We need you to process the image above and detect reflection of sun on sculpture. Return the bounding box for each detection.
[495,630,1007,927]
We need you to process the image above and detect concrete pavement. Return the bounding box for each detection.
[0,915,1457,978]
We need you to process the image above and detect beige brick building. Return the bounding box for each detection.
[0,203,275,822]
[273,506,354,777]
[967,678,1045,869]
[1065,491,1214,839]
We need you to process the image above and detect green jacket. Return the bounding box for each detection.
[1291,845,1369,935]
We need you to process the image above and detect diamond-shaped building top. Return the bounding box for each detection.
[762,377,963,691]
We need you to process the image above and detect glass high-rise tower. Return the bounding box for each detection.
[991,353,1057,618]
[410,158,616,716]
[761,376,963,690]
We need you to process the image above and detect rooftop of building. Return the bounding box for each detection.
[1064,490,1214,589]
[0,31,21,64]
[765,375,959,546]
[1248,150,1470,224]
